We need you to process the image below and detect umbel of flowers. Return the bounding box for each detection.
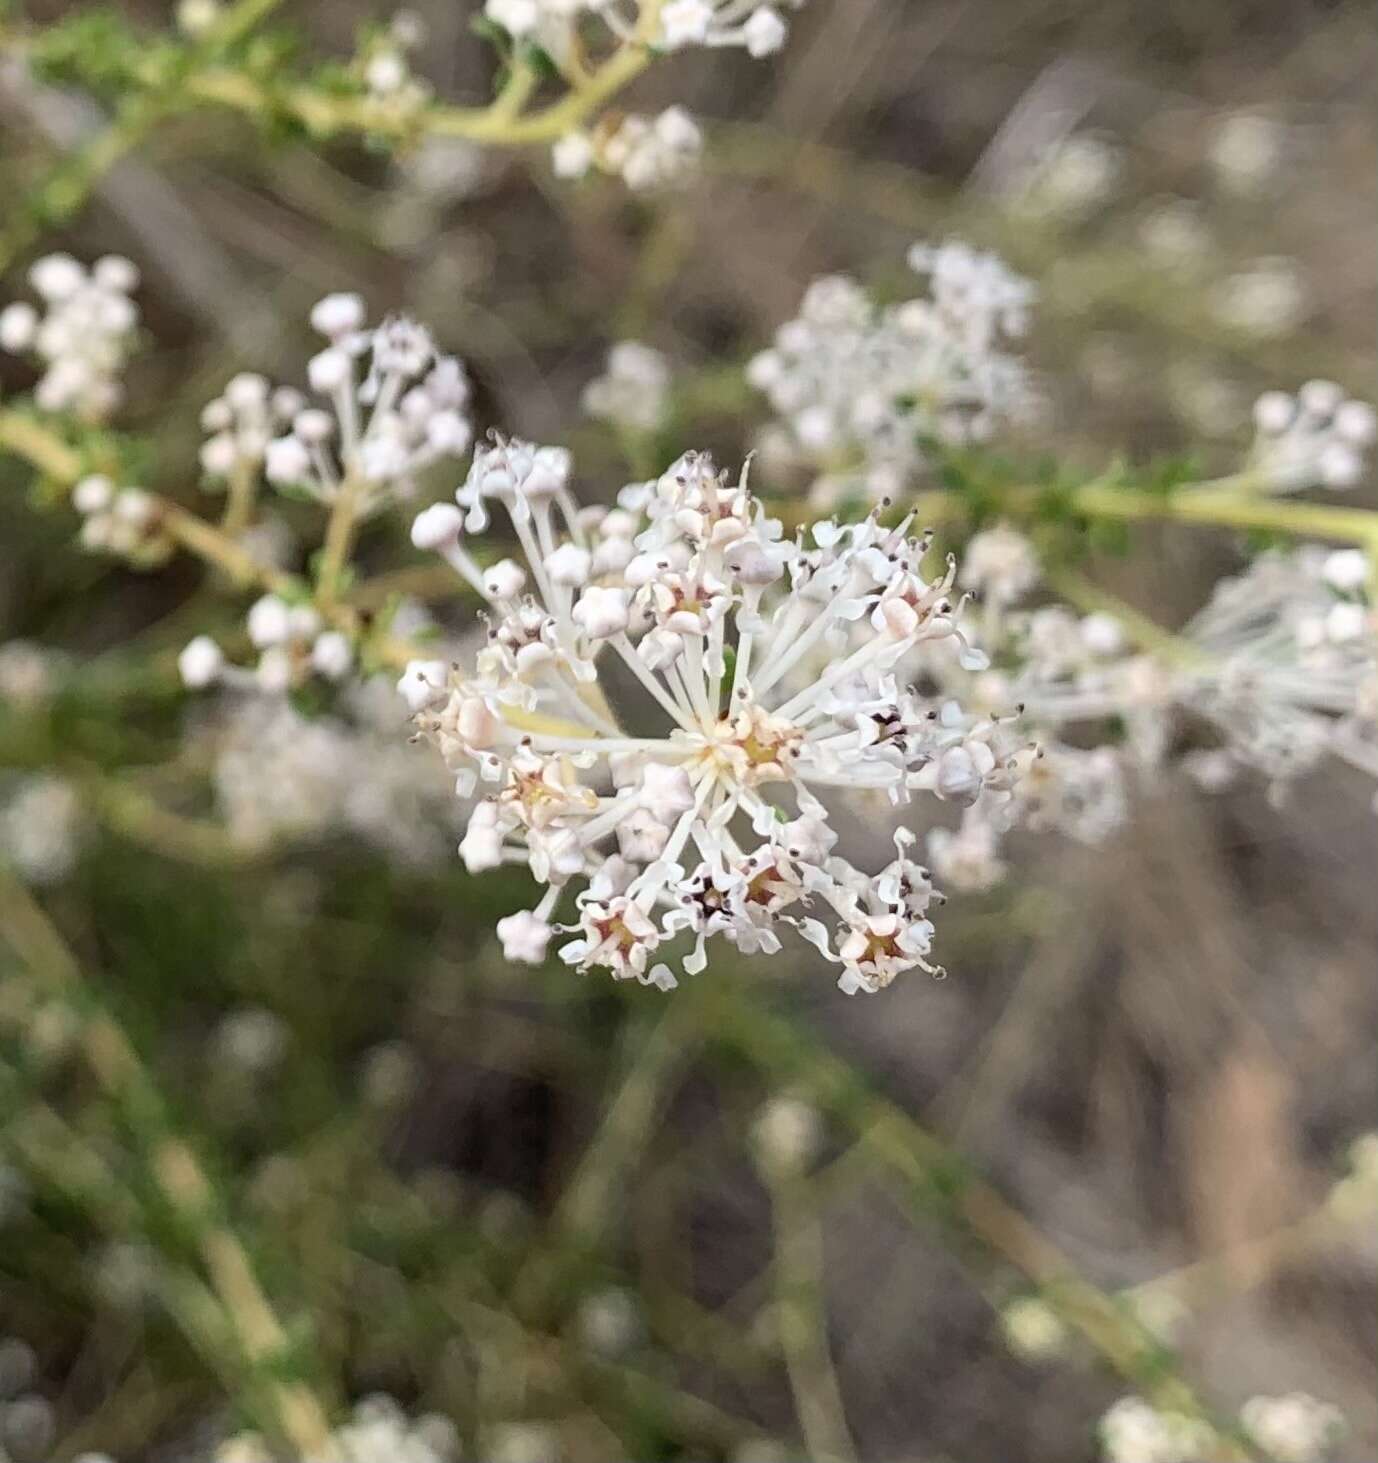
[403,441,1024,993]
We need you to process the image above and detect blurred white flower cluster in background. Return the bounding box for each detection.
[748,241,1039,506]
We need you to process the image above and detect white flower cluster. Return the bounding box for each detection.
[1180,545,1376,806]
[406,439,1017,992]
[71,475,172,567]
[179,595,354,696]
[1211,256,1307,340]
[0,253,139,422]
[259,292,472,510]
[1099,1397,1218,1463]
[1240,1394,1346,1463]
[189,672,460,864]
[487,0,794,59]
[1100,1391,1344,1463]
[918,528,1377,893]
[1249,380,1376,492]
[582,341,671,433]
[360,11,432,115]
[0,775,82,885]
[657,0,793,54]
[748,241,1036,506]
[199,372,306,483]
[218,1393,458,1463]
[554,107,703,191]
[1015,134,1123,220]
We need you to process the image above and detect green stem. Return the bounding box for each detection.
[705,981,1242,1446]
[0,869,334,1455]
[761,1163,856,1462]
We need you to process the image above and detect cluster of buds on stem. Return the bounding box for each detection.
[0,254,140,422]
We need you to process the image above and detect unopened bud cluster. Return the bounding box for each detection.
[0,254,140,422]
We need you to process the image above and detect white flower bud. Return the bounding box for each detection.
[460,803,504,872]
[92,255,139,293]
[72,475,114,515]
[224,372,269,411]
[113,488,154,527]
[293,408,334,444]
[1254,390,1294,436]
[1322,548,1368,591]
[484,559,527,601]
[307,348,352,394]
[932,745,984,804]
[29,253,85,301]
[660,0,712,47]
[640,761,695,815]
[265,436,312,485]
[744,6,787,55]
[1319,442,1362,489]
[1080,612,1125,656]
[397,659,448,712]
[572,585,630,639]
[247,595,292,648]
[176,0,222,35]
[200,433,239,478]
[1335,399,1378,447]
[1299,378,1344,418]
[365,51,407,95]
[426,410,471,453]
[309,293,366,339]
[545,543,592,586]
[552,131,594,179]
[411,502,464,550]
[0,302,38,352]
[310,631,354,680]
[177,635,223,688]
[728,540,784,586]
[1326,602,1366,643]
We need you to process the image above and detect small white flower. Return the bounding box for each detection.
[572,584,631,639]
[484,559,528,601]
[582,341,671,433]
[1322,548,1368,592]
[743,5,787,55]
[0,302,38,352]
[546,542,593,586]
[552,131,595,179]
[307,348,352,394]
[73,474,115,515]
[265,435,312,485]
[311,631,354,681]
[29,253,86,301]
[411,502,465,550]
[247,595,293,649]
[496,910,554,964]
[178,635,225,688]
[397,660,449,713]
[459,802,505,873]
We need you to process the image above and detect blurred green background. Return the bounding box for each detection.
[0,0,1375,1459]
